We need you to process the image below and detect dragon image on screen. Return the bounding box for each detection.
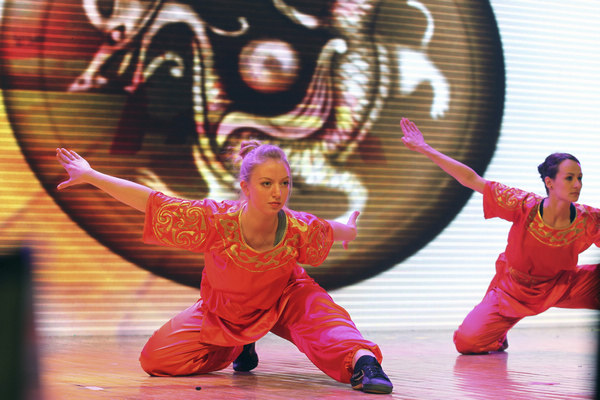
[0,0,504,289]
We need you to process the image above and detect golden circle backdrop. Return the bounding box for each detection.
[1,0,504,289]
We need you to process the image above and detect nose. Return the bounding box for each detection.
[272,183,281,198]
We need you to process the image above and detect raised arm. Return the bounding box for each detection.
[56,148,152,212]
[326,211,359,250]
[400,118,487,194]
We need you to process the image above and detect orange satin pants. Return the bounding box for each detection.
[453,263,600,354]
[139,270,382,383]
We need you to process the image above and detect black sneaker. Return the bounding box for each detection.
[350,355,393,394]
[233,343,259,372]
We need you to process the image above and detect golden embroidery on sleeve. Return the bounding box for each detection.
[303,220,330,265]
[492,182,539,210]
[153,200,208,248]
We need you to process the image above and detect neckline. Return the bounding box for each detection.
[238,206,288,252]
[538,198,576,229]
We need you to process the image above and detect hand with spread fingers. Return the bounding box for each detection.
[56,148,93,190]
[400,117,429,153]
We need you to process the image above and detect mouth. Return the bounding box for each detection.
[269,202,281,208]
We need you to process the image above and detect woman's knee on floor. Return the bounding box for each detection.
[139,347,173,376]
[140,341,242,376]
[454,331,477,354]
[453,325,495,355]
[138,337,190,376]
[454,324,510,355]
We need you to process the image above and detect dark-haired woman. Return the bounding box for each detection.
[400,118,600,354]
[55,142,393,394]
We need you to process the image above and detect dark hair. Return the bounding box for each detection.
[537,153,580,194]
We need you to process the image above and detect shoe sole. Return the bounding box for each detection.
[352,383,393,394]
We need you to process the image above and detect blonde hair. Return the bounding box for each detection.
[236,140,292,188]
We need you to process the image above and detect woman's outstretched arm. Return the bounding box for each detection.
[56,148,152,212]
[400,118,487,194]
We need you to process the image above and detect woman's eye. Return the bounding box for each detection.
[283,181,290,186]
[262,181,271,187]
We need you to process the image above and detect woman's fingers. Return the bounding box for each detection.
[347,210,360,227]
[342,211,360,250]
[400,118,414,137]
[57,148,72,160]
[57,148,73,164]
[68,149,81,160]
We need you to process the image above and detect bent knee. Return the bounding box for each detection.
[453,328,489,354]
[453,329,476,354]
[454,327,506,354]
[139,345,188,376]
[139,348,168,376]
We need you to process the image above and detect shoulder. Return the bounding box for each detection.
[571,203,600,243]
[149,191,241,216]
[485,181,542,209]
[575,203,600,223]
[285,208,327,230]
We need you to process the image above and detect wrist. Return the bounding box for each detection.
[417,143,434,156]
[84,169,102,185]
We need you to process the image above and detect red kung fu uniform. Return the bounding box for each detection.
[138,191,381,382]
[454,181,600,354]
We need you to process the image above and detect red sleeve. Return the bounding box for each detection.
[143,191,217,252]
[483,181,541,223]
[290,211,334,266]
[586,206,600,247]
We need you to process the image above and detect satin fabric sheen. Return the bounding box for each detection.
[138,192,381,382]
[454,181,600,354]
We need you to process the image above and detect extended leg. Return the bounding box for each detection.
[270,268,386,387]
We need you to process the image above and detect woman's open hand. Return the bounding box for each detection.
[56,148,93,190]
[400,118,428,153]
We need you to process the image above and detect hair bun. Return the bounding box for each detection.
[537,162,546,180]
[238,140,262,159]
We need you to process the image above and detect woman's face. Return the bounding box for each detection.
[546,159,582,202]
[241,159,291,215]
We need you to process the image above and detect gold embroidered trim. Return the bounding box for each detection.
[526,207,585,247]
[492,182,538,210]
[217,210,329,272]
[218,209,297,272]
[152,200,208,248]
[492,182,585,247]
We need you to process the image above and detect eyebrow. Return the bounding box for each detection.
[258,176,290,181]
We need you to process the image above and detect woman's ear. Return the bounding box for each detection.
[544,176,553,191]
[240,180,249,198]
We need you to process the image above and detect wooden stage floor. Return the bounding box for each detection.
[38,326,598,399]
